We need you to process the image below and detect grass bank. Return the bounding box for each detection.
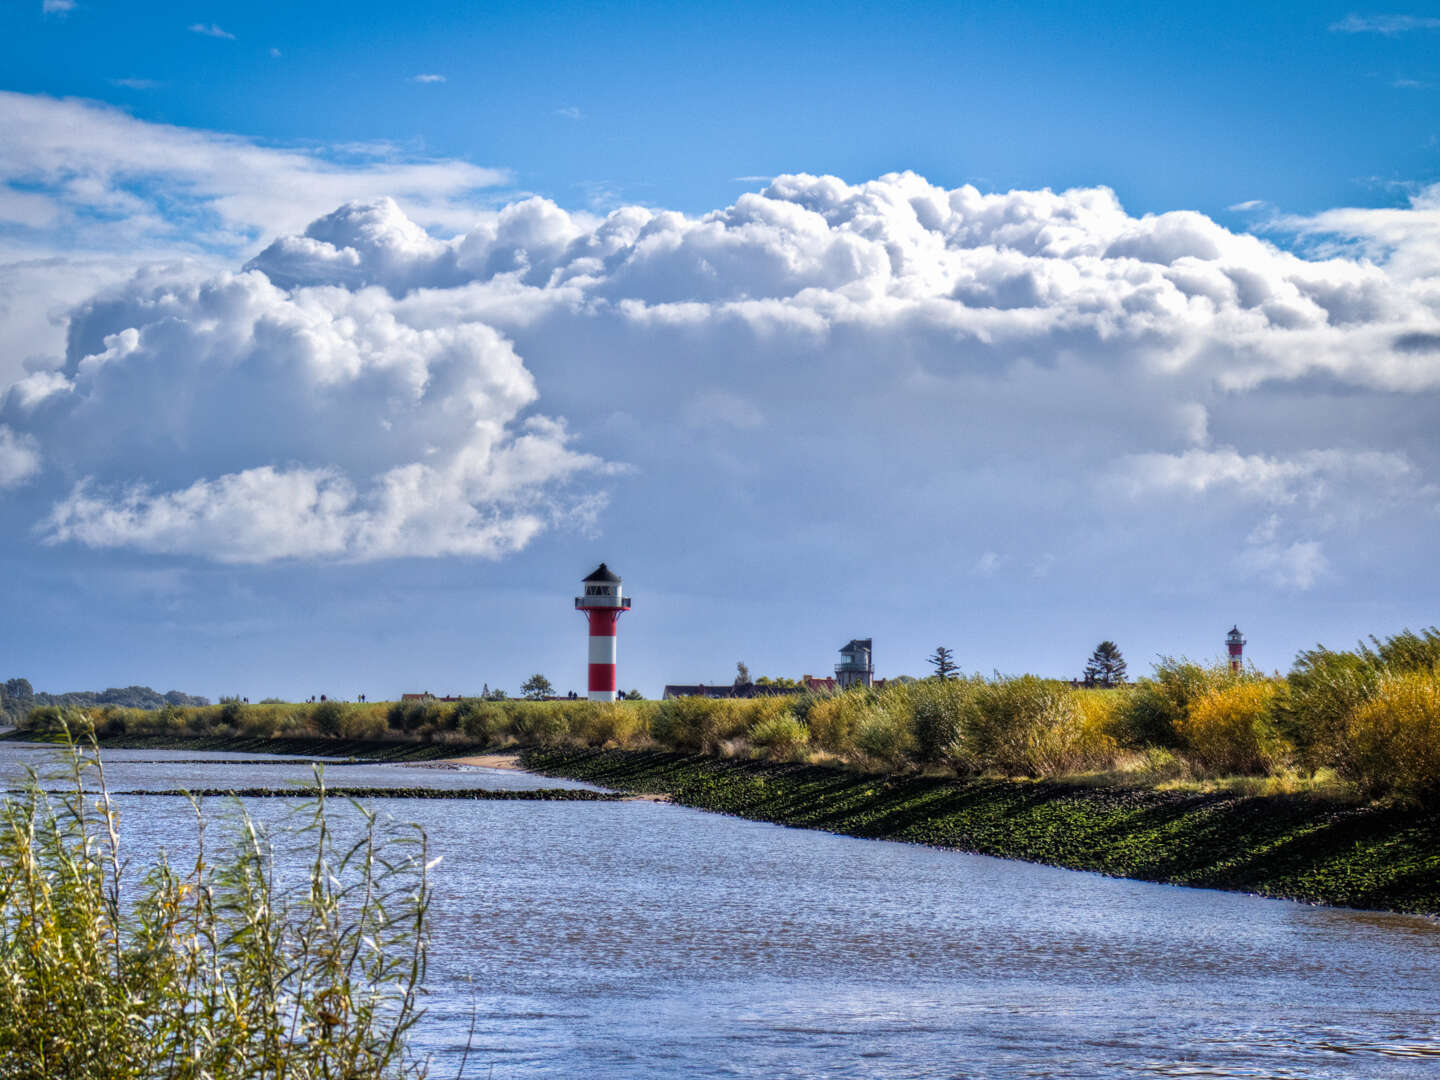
[520,747,1440,915]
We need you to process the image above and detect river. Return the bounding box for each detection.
[3,743,1437,1078]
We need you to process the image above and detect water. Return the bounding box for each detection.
[6,743,1439,1078]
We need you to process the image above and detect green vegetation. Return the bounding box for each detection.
[0,736,433,1077]
[519,747,1440,914]
[0,677,209,724]
[14,625,1440,805]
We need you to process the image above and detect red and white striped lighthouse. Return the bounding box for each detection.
[575,563,632,702]
[1226,625,1246,674]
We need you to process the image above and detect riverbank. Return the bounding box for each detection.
[519,747,1440,915]
[12,732,1437,914]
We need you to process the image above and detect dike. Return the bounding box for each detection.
[519,747,1440,916]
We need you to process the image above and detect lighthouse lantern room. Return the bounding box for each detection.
[575,563,632,702]
[1226,625,1246,673]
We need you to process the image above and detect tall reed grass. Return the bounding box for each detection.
[0,733,434,1077]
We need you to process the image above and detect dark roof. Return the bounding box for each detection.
[840,638,872,652]
[662,683,796,700]
[583,562,621,583]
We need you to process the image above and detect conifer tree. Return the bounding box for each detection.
[1083,641,1127,687]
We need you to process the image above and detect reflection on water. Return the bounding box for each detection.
[5,743,1438,1078]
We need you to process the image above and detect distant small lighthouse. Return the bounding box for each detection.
[575,563,632,702]
[1226,625,1246,673]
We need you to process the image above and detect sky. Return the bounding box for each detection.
[2,2,1440,700]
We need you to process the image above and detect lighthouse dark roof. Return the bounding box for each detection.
[583,563,621,583]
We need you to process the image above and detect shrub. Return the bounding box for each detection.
[965,676,1087,776]
[1069,689,1124,768]
[805,689,874,756]
[1339,670,1440,801]
[1116,659,1230,749]
[853,698,915,770]
[748,708,809,759]
[512,703,570,746]
[0,736,433,1077]
[1177,680,1290,775]
[908,678,981,764]
[336,706,389,740]
[311,699,346,737]
[651,698,730,753]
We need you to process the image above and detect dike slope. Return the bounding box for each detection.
[519,748,1440,915]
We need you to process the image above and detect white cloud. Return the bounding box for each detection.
[189,23,236,39]
[554,106,582,120]
[0,92,515,384]
[1330,14,1440,35]
[109,78,162,90]
[412,74,446,84]
[1113,447,1421,504]
[11,264,608,562]
[0,92,511,249]
[269,47,282,58]
[42,1,76,14]
[0,426,40,487]
[1239,539,1331,590]
[7,149,1440,582]
[972,551,1003,576]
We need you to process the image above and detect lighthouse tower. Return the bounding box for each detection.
[1226,625,1246,674]
[575,563,632,702]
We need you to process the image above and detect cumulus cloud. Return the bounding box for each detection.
[7,159,1440,583]
[0,92,515,384]
[42,1,76,14]
[5,263,609,562]
[189,23,236,39]
[0,425,40,488]
[412,74,446,84]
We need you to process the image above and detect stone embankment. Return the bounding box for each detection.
[520,748,1440,916]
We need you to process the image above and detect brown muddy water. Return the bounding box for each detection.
[4,743,1438,1078]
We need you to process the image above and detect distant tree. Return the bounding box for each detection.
[484,687,508,702]
[1083,641,1128,687]
[754,676,801,690]
[622,689,645,700]
[734,662,751,686]
[520,674,554,700]
[928,646,959,680]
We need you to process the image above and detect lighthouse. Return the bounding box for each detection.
[1226,625,1246,674]
[575,563,632,702]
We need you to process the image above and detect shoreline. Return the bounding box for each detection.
[518,747,1440,917]
[8,732,1434,914]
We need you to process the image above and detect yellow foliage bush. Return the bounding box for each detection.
[1342,671,1440,800]
[1177,680,1289,775]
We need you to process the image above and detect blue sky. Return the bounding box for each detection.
[2,2,1440,699]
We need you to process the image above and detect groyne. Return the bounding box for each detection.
[519,747,1440,915]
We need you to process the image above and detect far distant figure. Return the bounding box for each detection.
[359,693,366,702]
[320,694,327,702]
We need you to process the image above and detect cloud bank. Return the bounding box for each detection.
[3,108,1439,580]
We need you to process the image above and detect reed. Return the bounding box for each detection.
[0,732,434,1078]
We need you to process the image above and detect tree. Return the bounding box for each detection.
[734,662,751,686]
[622,689,645,700]
[520,674,554,700]
[1083,641,1127,687]
[928,646,959,680]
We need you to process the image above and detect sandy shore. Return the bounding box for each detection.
[427,752,525,770]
